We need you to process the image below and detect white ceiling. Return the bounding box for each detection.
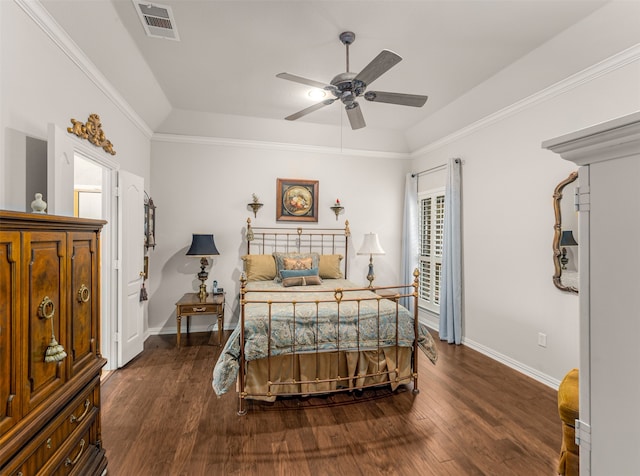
[41,0,608,135]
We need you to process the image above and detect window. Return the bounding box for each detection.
[419,188,445,313]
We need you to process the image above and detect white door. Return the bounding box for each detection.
[118,170,145,367]
[47,124,75,215]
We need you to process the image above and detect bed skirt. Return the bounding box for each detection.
[242,347,414,402]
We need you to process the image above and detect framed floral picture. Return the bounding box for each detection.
[276,178,318,222]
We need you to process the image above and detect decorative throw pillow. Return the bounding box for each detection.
[319,254,344,279]
[283,257,313,271]
[241,254,276,281]
[280,267,319,279]
[273,252,320,281]
[282,275,323,287]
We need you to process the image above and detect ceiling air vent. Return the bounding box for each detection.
[133,1,180,41]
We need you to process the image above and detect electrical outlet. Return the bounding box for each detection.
[538,332,547,348]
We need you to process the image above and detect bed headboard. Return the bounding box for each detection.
[245,218,351,279]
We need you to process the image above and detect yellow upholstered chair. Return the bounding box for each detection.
[557,368,579,476]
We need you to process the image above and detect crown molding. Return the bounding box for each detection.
[20,0,636,157]
[411,43,640,157]
[152,133,411,159]
[16,0,154,138]
[543,111,640,166]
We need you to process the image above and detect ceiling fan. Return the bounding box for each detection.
[277,31,428,130]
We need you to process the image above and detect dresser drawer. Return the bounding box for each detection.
[179,302,221,315]
[47,426,97,476]
[3,380,100,476]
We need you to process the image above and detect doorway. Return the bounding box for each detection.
[73,152,118,370]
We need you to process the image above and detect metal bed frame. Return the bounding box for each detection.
[237,218,420,415]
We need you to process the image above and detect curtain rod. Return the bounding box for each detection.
[411,158,461,177]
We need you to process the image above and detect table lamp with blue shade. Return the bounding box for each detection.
[560,230,578,270]
[186,233,220,301]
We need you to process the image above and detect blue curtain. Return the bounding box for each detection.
[439,158,462,344]
[400,173,418,311]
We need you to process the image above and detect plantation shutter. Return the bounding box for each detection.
[419,190,445,312]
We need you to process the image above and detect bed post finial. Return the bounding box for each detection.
[247,217,254,242]
[240,273,247,294]
[344,220,351,237]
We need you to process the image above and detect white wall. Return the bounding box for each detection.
[0,1,152,211]
[406,0,640,151]
[147,138,410,333]
[410,51,640,385]
[0,1,154,370]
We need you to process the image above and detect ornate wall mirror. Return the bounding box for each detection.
[553,171,579,293]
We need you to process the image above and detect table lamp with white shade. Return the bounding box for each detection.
[357,232,385,287]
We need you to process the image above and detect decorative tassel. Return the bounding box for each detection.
[140,282,148,302]
[45,335,67,362]
[44,308,67,362]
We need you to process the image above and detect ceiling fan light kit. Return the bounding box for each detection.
[277,31,428,130]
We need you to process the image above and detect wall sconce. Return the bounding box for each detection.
[186,234,220,301]
[247,193,263,218]
[560,230,578,270]
[357,232,385,287]
[330,199,344,221]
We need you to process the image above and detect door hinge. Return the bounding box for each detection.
[113,332,120,343]
[113,260,121,270]
[113,186,120,197]
[575,185,590,212]
[575,419,591,451]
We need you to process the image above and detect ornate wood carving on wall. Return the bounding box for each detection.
[67,113,116,155]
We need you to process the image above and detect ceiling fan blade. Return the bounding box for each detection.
[345,102,366,130]
[284,99,335,121]
[354,50,402,86]
[276,72,333,91]
[364,91,428,107]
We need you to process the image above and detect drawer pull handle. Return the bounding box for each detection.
[65,439,85,467]
[46,437,52,449]
[193,307,206,312]
[38,296,55,319]
[77,284,90,303]
[70,399,91,424]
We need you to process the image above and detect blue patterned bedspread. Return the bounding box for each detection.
[212,279,437,396]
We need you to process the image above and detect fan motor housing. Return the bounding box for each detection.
[330,72,366,103]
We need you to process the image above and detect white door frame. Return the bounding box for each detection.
[69,140,119,371]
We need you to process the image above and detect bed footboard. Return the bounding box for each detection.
[237,270,421,415]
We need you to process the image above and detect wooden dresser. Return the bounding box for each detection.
[0,211,108,475]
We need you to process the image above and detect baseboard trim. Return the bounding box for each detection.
[147,323,229,338]
[418,309,559,390]
[461,337,561,390]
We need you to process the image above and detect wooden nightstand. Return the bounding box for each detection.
[175,292,225,347]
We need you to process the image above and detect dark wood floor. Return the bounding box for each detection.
[101,330,561,475]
